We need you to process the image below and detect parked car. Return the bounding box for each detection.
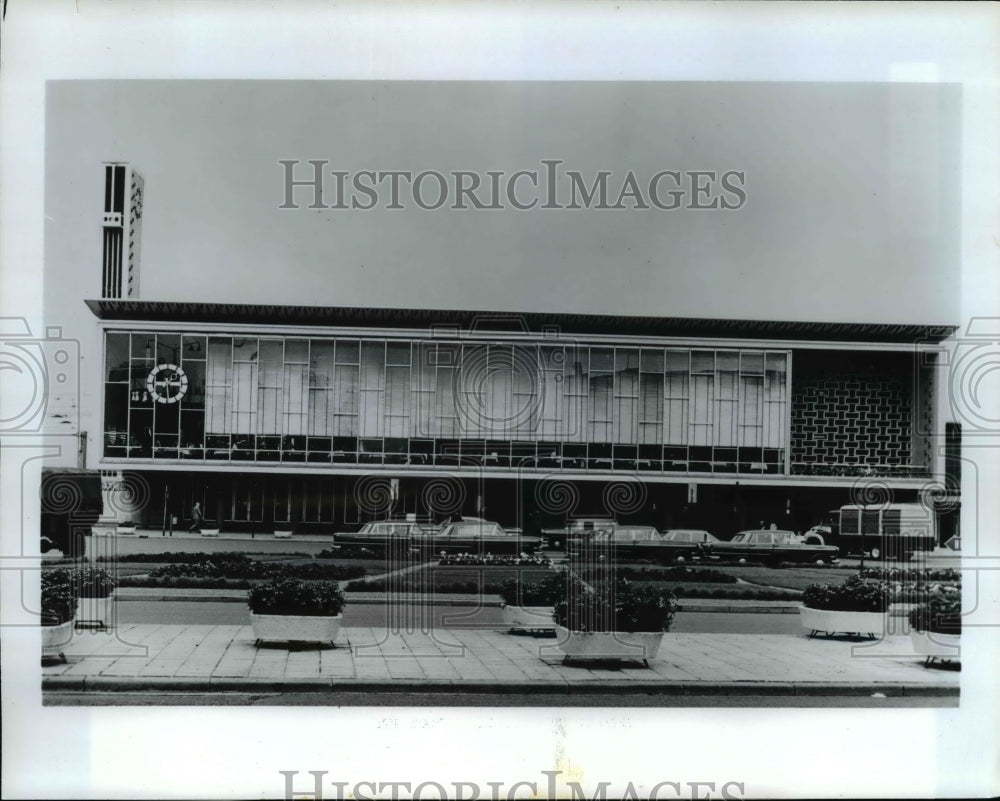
[699,529,840,564]
[573,526,722,563]
[333,520,428,549]
[574,525,663,560]
[411,517,543,555]
[544,517,617,550]
[657,529,722,562]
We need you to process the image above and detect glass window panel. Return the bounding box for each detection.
[131,333,155,359]
[336,340,360,364]
[309,387,331,436]
[641,349,663,373]
[103,384,129,452]
[615,348,639,372]
[182,361,205,407]
[691,351,714,374]
[310,340,335,387]
[182,335,206,358]
[205,338,232,433]
[540,345,563,371]
[258,340,283,386]
[589,373,613,421]
[105,334,131,381]
[285,339,309,363]
[718,365,738,401]
[386,341,410,366]
[155,333,180,365]
[413,344,436,391]
[590,348,614,372]
[232,337,258,362]
[666,399,687,444]
[741,352,764,375]
[717,400,737,446]
[717,351,739,373]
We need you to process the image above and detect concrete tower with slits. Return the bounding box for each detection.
[100,163,144,299]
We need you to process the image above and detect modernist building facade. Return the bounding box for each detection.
[53,162,959,542]
[84,300,959,541]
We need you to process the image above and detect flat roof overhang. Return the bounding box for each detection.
[85,300,957,345]
[96,459,935,489]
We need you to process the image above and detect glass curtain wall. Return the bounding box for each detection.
[104,331,790,474]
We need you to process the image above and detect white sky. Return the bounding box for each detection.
[45,80,960,336]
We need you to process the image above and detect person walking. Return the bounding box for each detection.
[188,501,203,533]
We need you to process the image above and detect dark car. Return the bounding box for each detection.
[700,529,839,565]
[657,529,722,562]
[543,518,617,550]
[333,520,428,550]
[411,517,543,555]
[576,526,722,563]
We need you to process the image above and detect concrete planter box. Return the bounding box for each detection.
[501,605,555,631]
[76,593,115,629]
[910,629,961,664]
[41,620,75,660]
[273,530,293,539]
[250,613,342,646]
[90,519,117,537]
[200,528,220,537]
[799,606,886,638]
[554,626,664,665]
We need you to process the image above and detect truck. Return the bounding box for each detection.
[823,503,936,560]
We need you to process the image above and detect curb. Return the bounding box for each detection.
[41,674,959,698]
[113,589,804,613]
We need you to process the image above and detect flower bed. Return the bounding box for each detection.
[439,553,552,567]
[146,554,366,581]
[856,567,961,583]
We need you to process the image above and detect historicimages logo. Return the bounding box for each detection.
[0,318,80,435]
[280,771,747,801]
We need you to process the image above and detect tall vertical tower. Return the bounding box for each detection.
[100,162,144,299]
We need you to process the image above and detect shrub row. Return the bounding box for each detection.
[119,575,255,590]
[147,554,365,581]
[579,566,738,584]
[344,577,801,602]
[97,551,313,564]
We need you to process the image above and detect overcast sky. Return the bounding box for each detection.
[45,80,960,335]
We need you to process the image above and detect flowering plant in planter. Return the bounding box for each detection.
[41,569,77,626]
[498,573,565,608]
[70,567,117,598]
[553,575,676,633]
[247,577,346,617]
[908,584,962,634]
[801,577,889,613]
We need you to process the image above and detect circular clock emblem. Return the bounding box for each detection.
[146,364,188,404]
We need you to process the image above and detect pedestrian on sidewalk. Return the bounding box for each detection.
[188,501,203,534]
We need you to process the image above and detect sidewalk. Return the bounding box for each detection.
[42,623,959,697]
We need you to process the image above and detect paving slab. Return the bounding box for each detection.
[40,624,960,697]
